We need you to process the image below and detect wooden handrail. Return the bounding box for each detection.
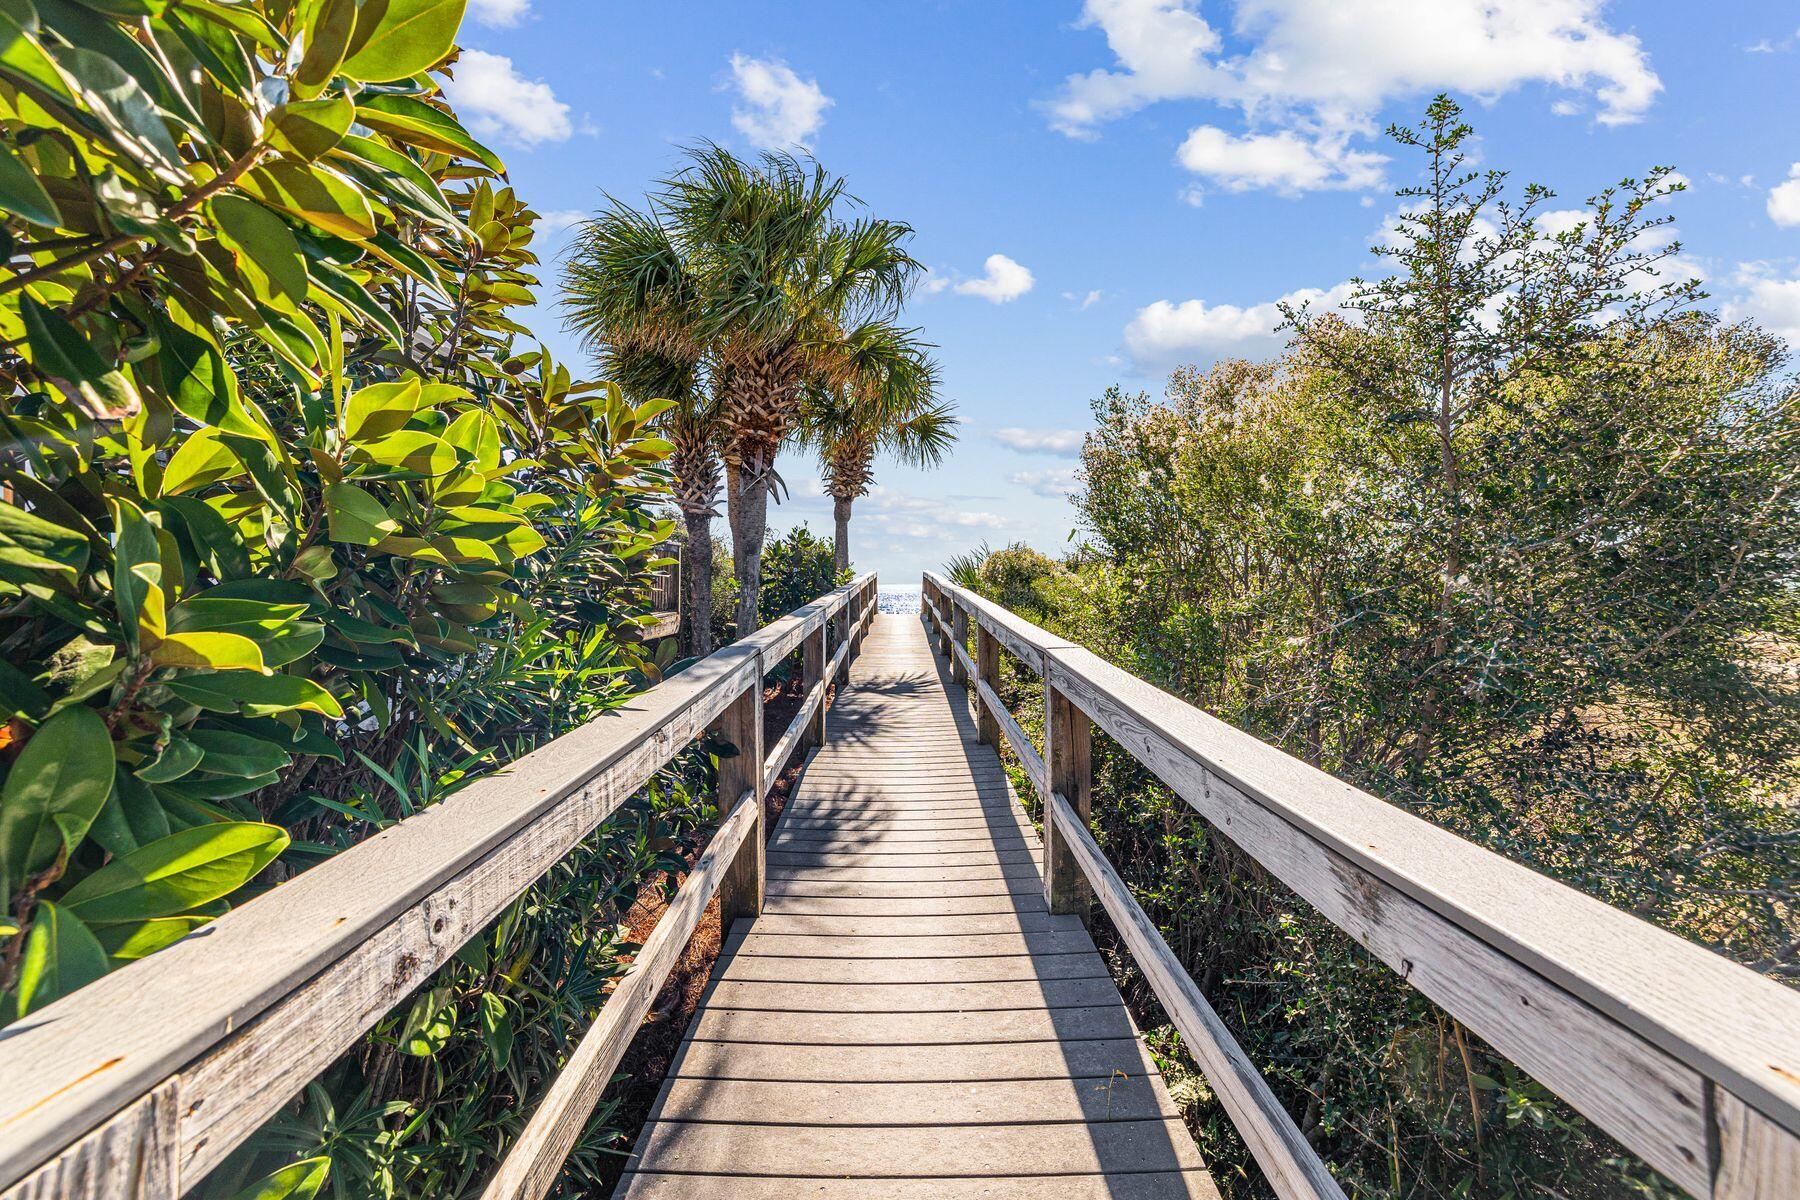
[0,574,879,1200]
[922,571,1800,1200]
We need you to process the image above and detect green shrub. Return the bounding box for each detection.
[0,3,687,1194]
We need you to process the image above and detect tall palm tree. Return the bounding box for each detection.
[660,145,921,634]
[561,201,722,656]
[798,323,957,573]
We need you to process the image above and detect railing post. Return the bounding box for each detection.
[803,619,827,749]
[975,624,1000,747]
[1044,680,1093,918]
[950,602,969,686]
[713,659,765,925]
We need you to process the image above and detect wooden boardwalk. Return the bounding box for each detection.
[615,614,1216,1198]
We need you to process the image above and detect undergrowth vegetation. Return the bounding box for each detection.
[961,99,1799,1200]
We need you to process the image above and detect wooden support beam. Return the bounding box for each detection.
[712,669,765,924]
[803,623,827,749]
[975,625,1000,747]
[1044,685,1093,917]
[950,603,969,686]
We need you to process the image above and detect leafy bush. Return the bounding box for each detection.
[0,2,688,1194]
[963,100,1799,1199]
[709,523,849,647]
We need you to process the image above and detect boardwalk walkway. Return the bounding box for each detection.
[616,614,1216,1198]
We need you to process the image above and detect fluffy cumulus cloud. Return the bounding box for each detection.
[442,50,572,145]
[468,0,530,27]
[1724,265,1800,346]
[1768,164,1800,228]
[992,427,1086,457]
[1177,126,1385,194]
[1124,280,1356,369]
[728,54,832,150]
[954,254,1035,303]
[1011,468,1081,498]
[1046,0,1661,193]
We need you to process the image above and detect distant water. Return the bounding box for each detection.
[877,588,920,614]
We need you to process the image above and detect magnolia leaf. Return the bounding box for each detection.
[62,821,290,923]
[95,912,211,960]
[159,428,243,495]
[21,296,141,420]
[342,377,422,440]
[267,96,354,160]
[186,727,291,776]
[211,195,308,311]
[323,481,399,546]
[148,630,266,671]
[0,705,115,881]
[354,93,502,174]
[0,138,59,226]
[15,902,108,1014]
[135,734,204,783]
[241,161,376,242]
[340,0,466,84]
[0,497,90,590]
[167,671,344,719]
[356,429,456,477]
[292,0,356,97]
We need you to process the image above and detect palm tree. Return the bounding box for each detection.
[798,323,957,573]
[561,201,722,656]
[660,145,921,634]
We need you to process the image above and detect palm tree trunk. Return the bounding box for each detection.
[833,494,852,575]
[727,455,772,637]
[681,508,713,658]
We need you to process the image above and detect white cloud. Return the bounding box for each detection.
[468,0,530,27]
[1767,164,1800,228]
[992,427,1086,457]
[1062,289,1104,309]
[538,209,586,238]
[1124,280,1357,369]
[443,50,571,146]
[1012,468,1081,498]
[1177,125,1385,194]
[727,54,832,150]
[1723,266,1800,345]
[1045,1,1660,194]
[954,254,1035,303]
[1049,0,1660,136]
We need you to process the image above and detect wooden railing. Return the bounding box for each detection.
[0,574,879,1200]
[920,571,1800,1200]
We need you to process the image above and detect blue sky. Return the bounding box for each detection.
[447,0,1800,590]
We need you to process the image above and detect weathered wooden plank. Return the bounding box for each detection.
[727,930,1097,959]
[625,1117,1206,1176]
[1049,790,1345,1200]
[923,570,1072,675]
[716,947,1111,986]
[699,975,1124,1013]
[0,1082,178,1200]
[479,790,759,1200]
[662,1035,1157,1081]
[763,877,1045,900]
[745,911,1078,937]
[652,1075,1179,1125]
[767,848,1039,869]
[1714,1087,1800,1198]
[762,893,1050,917]
[713,665,765,924]
[617,1171,1220,1200]
[766,863,1044,883]
[1045,684,1093,916]
[975,677,1047,797]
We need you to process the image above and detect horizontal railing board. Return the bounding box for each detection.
[1049,790,1344,1200]
[0,576,873,1196]
[976,677,1047,798]
[479,789,760,1200]
[923,573,1800,1200]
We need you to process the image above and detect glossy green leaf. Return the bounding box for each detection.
[292,0,356,97]
[226,1156,330,1200]
[212,195,308,312]
[61,821,289,923]
[0,705,115,881]
[355,93,502,173]
[324,481,399,545]
[167,671,343,719]
[0,137,58,225]
[15,902,108,1014]
[268,95,354,160]
[339,0,466,83]
[22,295,141,419]
[148,630,266,670]
[95,912,210,959]
[241,161,376,241]
[342,377,423,440]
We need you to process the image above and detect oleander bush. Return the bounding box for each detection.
[0,2,696,1195]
